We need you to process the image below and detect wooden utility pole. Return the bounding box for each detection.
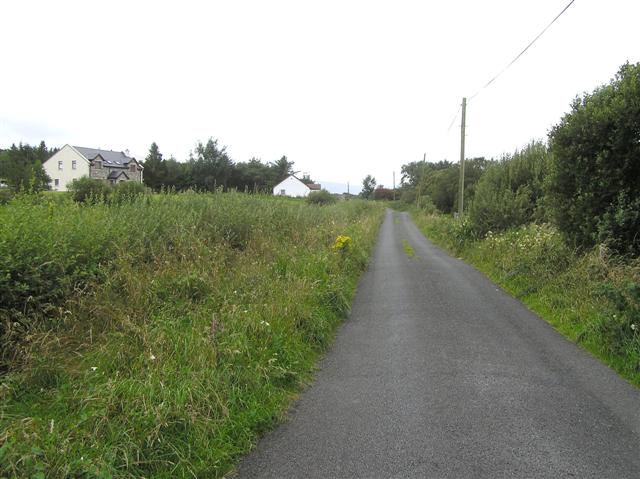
[393,171,396,200]
[458,97,467,217]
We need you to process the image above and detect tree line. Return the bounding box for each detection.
[397,62,640,257]
[0,141,56,192]
[0,139,307,194]
[142,139,306,192]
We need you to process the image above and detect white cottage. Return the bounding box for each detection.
[273,175,321,197]
[43,145,143,192]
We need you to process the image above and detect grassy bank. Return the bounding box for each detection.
[409,211,640,387]
[0,193,384,478]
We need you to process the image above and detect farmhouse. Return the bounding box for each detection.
[43,145,143,192]
[272,175,321,197]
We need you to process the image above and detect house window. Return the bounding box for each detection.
[280,189,286,195]
[54,179,59,187]
[58,161,63,170]
[72,160,77,170]
[94,160,102,169]
[129,163,136,173]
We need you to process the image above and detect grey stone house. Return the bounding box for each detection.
[44,145,144,191]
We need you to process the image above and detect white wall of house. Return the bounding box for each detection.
[43,145,90,191]
[273,175,311,197]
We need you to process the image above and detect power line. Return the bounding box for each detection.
[446,105,462,132]
[468,0,576,102]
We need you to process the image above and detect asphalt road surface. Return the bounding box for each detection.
[233,210,640,478]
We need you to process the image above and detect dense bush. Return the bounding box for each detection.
[469,141,548,236]
[548,62,640,256]
[373,187,395,201]
[68,176,111,203]
[110,180,148,204]
[306,189,336,205]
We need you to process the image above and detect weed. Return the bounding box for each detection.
[0,192,384,477]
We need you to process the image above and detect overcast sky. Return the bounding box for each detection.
[1,0,638,192]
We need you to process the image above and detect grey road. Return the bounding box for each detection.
[233,210,640,478]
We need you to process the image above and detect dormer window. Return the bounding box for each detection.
[129,163,136,172]
[94,160,102,169]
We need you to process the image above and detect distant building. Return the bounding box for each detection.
[272,175,321,197]
[43,145,143,191]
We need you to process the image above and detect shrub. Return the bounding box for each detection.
[469,141,548,237]
[110,181,148,204]
[548,62,640,255]
[373,187,395,201]
[306,189,335,205]
[399,188,416,205]
[68,176,111,203]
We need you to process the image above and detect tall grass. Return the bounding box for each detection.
[411,211,640,388]
[0,192,383,478]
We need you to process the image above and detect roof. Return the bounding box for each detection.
[307,183,321,190]
[107,170,130,180]
[73,146,138,167]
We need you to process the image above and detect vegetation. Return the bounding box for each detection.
[402,61,640,388]
[360,174,377,199]
[142,139,302,194]
[468,141,548,237]
[68,177,149,204]
[0,141,55,192]
[0,192,383,477]
[397,62,640,259]
[306,189,335,205]
[548,62,640,256]
[398,158,488,213]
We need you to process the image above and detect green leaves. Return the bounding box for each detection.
[548,62,640,255]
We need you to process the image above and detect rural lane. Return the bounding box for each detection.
[232,209,640,478]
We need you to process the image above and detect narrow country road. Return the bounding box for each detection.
[233,210,640,478]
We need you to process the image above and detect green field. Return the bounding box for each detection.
[0,193,383,478]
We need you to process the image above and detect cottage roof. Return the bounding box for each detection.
[307,183,321,191]
[73,146,138,167]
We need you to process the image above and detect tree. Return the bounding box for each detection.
[360,175,376,199]
[190,138,234,191]
[469,142,548,236]
[0,142,54,192]
[373,186,394,201]
[270,156,295,183]
[547,62,640,255]
[142,142,166,191]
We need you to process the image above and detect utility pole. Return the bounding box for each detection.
[416,153,426,208]
[458,97,467,218]
[393,171,396,200]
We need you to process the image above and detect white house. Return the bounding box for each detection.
[43,145,143,192]
[273,175,321,197]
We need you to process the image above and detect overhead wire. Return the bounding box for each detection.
[467,0,576,102]
[446,105,462,132]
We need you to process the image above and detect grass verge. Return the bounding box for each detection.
[0,193,384,478]
[409,211,640,388]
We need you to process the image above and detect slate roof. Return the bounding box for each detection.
[107,170,130,180]
[73,146,138,167]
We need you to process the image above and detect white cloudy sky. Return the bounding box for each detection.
[1,0,638,192]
